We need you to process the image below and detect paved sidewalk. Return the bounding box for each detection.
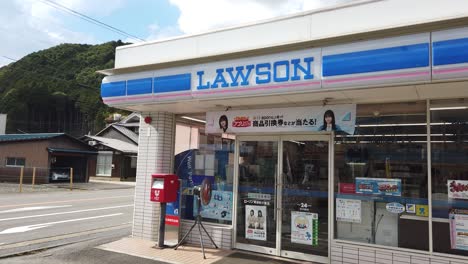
[97,237,312,264]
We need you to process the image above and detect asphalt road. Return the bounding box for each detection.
[0,187,134,258]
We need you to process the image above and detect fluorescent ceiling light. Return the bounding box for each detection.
[356,122,448,127]
[288,140,305,145]
[430,106,468,111]
[181,116,206,123]
[346,162,367,166]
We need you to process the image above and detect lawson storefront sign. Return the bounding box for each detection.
[101,27,468,106]
[205,104,356,134]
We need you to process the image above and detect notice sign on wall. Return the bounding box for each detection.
[448,180,468,200]
[355,178,402,196]
[291,211,318,246]
[449,209,468,251]
[245,205,267,241]
[336,198,361,223]
[206,104,356,135]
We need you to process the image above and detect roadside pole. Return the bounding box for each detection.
[32,167,36,189]
[70,167,73,191]
[19,166,24,193]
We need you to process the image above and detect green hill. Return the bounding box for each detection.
[0,41,129,136]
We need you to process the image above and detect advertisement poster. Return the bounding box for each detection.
[206,104,356,135]
[291,211,318,246]
[336,198,361,223]
[449,209,468,251]
[416,204,428,217]
[245,205,267,241]
[448,180,468,200]
[197,191,232,221]
[355,178,402,196]
[339,183,356,194]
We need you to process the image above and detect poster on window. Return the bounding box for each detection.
[355,178,401,196]
[245,205,267,241]
[449,209,468,251]
[336,198,361,223]
[196,191,232,221]
[448,180,468,200]
[206,104,356,135]
[291,211,318,246]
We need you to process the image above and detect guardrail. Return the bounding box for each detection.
[0,166,74,192]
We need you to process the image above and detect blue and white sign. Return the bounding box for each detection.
[386,202,405,214]
[206,104,356,134]
[355,178,402,197]
[101,27,468,107]
[193,48,321,98]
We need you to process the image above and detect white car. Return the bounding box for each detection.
[51,171,70,181]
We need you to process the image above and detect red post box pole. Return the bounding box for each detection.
[158,202,166,248]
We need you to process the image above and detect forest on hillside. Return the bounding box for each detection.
[0,41,128,136]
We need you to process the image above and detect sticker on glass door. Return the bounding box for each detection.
[245,204,267,241]
[291,211,318,246]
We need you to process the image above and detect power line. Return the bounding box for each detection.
[37,0,145,42]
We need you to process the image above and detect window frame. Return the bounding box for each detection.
[6,157,25,167]
[96,151,113,177]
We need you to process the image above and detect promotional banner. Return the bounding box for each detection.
[206,104,356,135]
[245,205,267,241]
[336,198,361,223]
[355,178,402,196]
[291,211,318,246]
[197,190,232,221]
[449,209,468,251]
[448,180,468,200]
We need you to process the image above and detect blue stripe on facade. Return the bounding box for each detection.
[323,43,429,77]
[433,37,468,66]
[154,73,191,93]
[127,78,152,95]
[101,81,126,97]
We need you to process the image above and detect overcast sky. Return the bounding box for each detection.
[0,0,355,67]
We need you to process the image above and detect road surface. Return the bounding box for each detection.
[0,187,134,258]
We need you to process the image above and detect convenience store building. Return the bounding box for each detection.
[100,0,468,263]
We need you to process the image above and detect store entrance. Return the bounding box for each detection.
[235,135,331,263]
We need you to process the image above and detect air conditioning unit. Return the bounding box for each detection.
[88,140,97,146]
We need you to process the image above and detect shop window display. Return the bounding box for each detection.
[431,99,468,256]
[175,131,235,225]
[334,102,429,251]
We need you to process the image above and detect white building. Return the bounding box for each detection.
[99,0,468,263]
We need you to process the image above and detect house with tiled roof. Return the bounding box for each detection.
[81,113,140,181]
[0,133,97,183]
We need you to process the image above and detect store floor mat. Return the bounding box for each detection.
[211,251,315,264]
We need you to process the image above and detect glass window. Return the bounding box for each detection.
[96,152,112,176]
[431,99,468,256]
[6,157,25,167]
[176,129,235,225]
[334,101,429,251]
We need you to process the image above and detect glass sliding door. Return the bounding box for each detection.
[235,137,279,254]
[280,136,330,263]
[235,135,330,263]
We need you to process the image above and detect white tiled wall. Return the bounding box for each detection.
[331,242,468,264]
[179,220,232,250]
[132,112,175,241]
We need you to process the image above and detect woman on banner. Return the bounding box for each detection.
[247,209,256,228]
[318,110,343,132]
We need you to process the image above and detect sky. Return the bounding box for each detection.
[0,0,355,67]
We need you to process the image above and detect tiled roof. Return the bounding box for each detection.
[112,125,139,144]
[86,136,138,154]
[0,133,64,142]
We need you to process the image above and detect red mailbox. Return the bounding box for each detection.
[150,174,179,203]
